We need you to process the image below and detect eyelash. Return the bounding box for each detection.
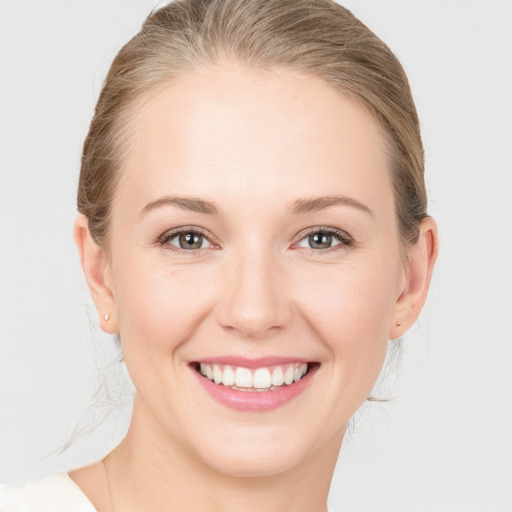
[293,227,354,255]
[157,226,354,255]
[157,226,218,255]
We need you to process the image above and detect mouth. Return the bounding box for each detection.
[190,360,319,410]
[193,361,313,391]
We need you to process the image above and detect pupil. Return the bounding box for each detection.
[310,233,332,249]
[179,232,202,249]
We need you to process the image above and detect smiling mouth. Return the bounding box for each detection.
[192,362,317,392]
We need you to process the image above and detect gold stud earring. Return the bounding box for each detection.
[104,313,110,321]
[396,322,402,327]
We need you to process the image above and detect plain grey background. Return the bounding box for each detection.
[1,1,511,510]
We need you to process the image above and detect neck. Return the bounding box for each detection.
[105,396,343,512]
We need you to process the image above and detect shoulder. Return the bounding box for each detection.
[0,471,97,512]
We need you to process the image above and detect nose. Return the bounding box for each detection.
[216,249,292,339]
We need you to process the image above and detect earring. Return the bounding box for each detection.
[104,313,110,321]
[396,321,402,327]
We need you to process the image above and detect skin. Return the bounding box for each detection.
[72,65,438,512]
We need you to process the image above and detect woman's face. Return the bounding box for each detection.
[103,65,407,476]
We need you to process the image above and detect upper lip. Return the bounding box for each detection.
[191,356,313,369]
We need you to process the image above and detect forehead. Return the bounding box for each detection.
[115,65,393,216]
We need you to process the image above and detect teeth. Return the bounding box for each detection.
[222,365,235,386]
[198,362,310,391]
[213,364,222,384]
[253,368,272,389]
[271,366,284,386]
[235,367,253,388]
[283,365,294,385]
[294,364,308,383]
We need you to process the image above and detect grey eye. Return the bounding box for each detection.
[296,229,351,251]
[164,231,211,250]
[308,232,333,249]
[177,232,204,249]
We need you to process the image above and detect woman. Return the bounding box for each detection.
[0,0,437,510]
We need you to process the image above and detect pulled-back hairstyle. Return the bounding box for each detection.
[78,0,427,247]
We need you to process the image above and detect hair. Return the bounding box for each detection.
[65,2,425,451]
[78,0,427,250]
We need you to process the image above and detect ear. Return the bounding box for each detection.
[74,214,118,334]
[389,216,439,340]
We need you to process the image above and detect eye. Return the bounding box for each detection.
[158,227,216,252]
[295,228,353,251]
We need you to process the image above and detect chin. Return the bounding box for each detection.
[182,417,330,479]
[198,440,307,478]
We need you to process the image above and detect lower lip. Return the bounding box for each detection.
[193,365,318,412]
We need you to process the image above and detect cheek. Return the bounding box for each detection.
[296,257,399,396]
[299,259,398,340]
[111,256,217,354]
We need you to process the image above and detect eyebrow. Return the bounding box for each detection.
[139,194,372,217]
[290,195,373,216]
[140,196,219,216]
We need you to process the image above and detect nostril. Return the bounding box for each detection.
[215,266,292,338]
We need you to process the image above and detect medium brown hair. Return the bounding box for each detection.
[78,0,427,247]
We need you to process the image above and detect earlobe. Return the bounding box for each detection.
[390,216,439,339]
[73,214,118,334]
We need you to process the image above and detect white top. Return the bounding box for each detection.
[0,471,97,512]
[0,472,334,511]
